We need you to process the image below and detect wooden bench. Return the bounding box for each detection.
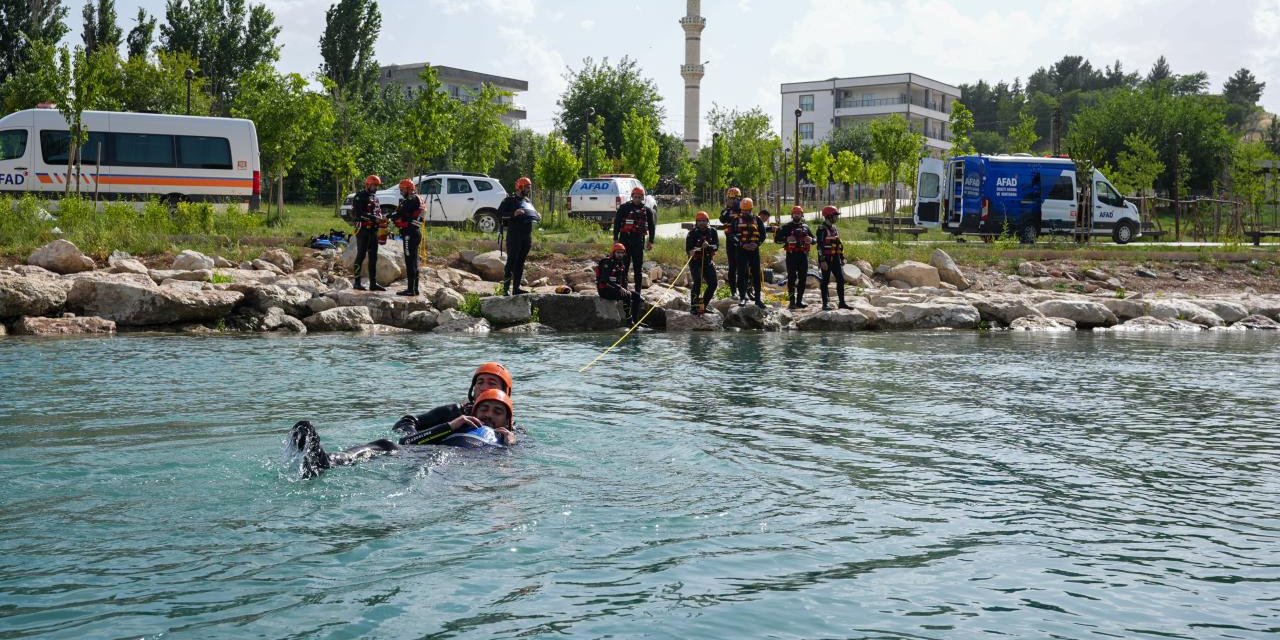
[1248,230,1280,246]
[865,216,926,238]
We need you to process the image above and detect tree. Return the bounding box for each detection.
[111,50,209,114]
[1223,68,1266,129]
[1146,56,1173,85]
[319,0,380,100]
[656,131,685,177]
[1266,118,1280,157]
[125,7,155,59]
[556,56,663,158]
[160,0,281,115]
[1,40,64,115]
[399,64,454,177]
[675,155,696,194]
[452,84,510,173]
[580,116,609,177]
[831,150,863,203]
[826,121,874,158]
[707,104,778,196]
[57,45,111,194]
[869,115,925,234]
[1112,133,1163,196]
[492,128,544,194]
[805,143,834,203]
[620,108,660,188]
[949,101,976,155]
[0,0,69,85]
[1230,141,1275,218]
[1064,125,1105,238]
[534,133,580,217]
[81,0,121,54]
[1006,111,1039,153]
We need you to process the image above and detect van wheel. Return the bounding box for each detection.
[1112,220,1136,245]
[1018,222,1038,245]
[474,210,499,234]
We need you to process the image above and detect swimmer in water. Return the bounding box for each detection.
[392,362,517,446]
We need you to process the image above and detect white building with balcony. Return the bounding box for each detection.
[379,63,528,128]
[780,73,960,157]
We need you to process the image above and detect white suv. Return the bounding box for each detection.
[566,174,658,229]
[340,172,508,233]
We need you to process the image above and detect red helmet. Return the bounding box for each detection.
[470,362,512,400]
[740,197,754,211]
[398,179,415,192]
[695,210,709,222]
[821,205,839,218]
[612,242,627,254]
[472,388,514,422]
[515,177,532,191]
[790,205,804,216]
[364,175,382,188]
[631,186,645,198]
[726,187,742,199]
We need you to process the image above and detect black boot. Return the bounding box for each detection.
[353,281,366,291]
[289,420,331,479]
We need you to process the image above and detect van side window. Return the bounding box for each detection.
[474,180,494,192]
[40,130,107,165]
[1095,180,1123,206]
[0,130,28,161]
[447,178,472,194]
[177,136,232,169]
[1046,176,1074,200]
[918,172,940,198]
[110,132,175,167]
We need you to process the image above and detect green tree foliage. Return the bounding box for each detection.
[0,0,70,84]
[1229,140,1276,214]
[707,104,778,195]
[556,56,663,158]
[2,40,65,114]
[125,7,155,59]
[108,50,209,114]
[972,130,1006,154]
[948,101,976,155]
[1266,118,1280,157]
[1006,111,1039,153]
[159,0,281,115]
[534,133,580,215]
[693,134,730,199]
[656,131,686,177]
[82,0,122,54]
[869,115,925,223]
[491,128,544,192]
[620,108,660,188]
[831,150,863,202]
[1146,56,1172,84]
[1111,133,1163,196]
[1222,68,1265,130]
[319,0,380,100]
[825,121,874,159]
[399,64,454,177]
[57,45,111,194]
[580,116,609,177]
[675,155,696,194]
[805,143,834,201]
[452,84,510,173]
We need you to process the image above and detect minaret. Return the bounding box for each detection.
[679,0,706,156]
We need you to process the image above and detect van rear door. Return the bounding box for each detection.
[914,157,944,227]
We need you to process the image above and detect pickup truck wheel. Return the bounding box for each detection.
[1112,220,1136,245]
[1017,221,1038,245]
[474,211,499,234]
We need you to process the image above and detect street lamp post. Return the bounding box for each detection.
[1173,131,1182,241]
[184,68,194,115]
[584,107,596,178]
[783,147,790,209]
[794,108,802,209]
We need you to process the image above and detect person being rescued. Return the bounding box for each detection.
[392,362,516,445]
[595,242,643,326]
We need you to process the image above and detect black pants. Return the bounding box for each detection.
[600,287,642,324]
[353,226,378,286]
[724,239,739,295]
[504,229,532,294]
[736,247,762,302]
[620,234,645,291]
[401,226,421,292]
[819,258,847,306]
[690,252,716,310]
[786,252,809,306]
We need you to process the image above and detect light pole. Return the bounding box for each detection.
[584,107,596,178]
[184,68,195,115]
[1173,131,1182,241]
[794,108,802,208]
[783,147,790,209]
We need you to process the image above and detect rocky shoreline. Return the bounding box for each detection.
[3,238,1280,337]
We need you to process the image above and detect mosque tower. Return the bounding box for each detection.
[679,0,706,156]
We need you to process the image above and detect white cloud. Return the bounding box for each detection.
[580,19,596,30]
[495,25,567,133]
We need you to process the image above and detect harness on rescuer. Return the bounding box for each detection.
[820,225,844,258]
[619,211,647,235]
[595,243,629,292]
[736,215,763,246]
[785,226,812,253]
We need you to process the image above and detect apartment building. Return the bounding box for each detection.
[379,63,529,128]
[780,73,960,157]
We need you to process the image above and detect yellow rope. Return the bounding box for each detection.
[579,252,696,373]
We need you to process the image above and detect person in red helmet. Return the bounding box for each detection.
[390,178,424,296]
[351,175,386,291]
[393,362,516,445]
[730,197,768,308]
[685,210,719,314]
[595,241,643,326]
[499,177,540,295]
[612,185,656,292]
[718,187,743,298]
[775,205,816,309]
[817,206,851,310]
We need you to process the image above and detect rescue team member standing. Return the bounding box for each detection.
[730,197,767,308]
[390,179,424,296]
[775,205,815,309]
[351,175,385,291]
[817,205,852,310]
[718,187,743,298]
[685,210,719,315]
[612,186,656,292]
[596,242,642,326]
[499,177,540,296]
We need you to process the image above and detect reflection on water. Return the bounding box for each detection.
[0,331,1277,639]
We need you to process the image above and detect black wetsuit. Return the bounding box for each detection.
[351,189,382,289]
[685,225,719,311]
[612,201,656,291]
[817,222,848,308]
[391,194,424,294]
[775,220,815,308]
[498,193,540,295]
[730,213,766,305]
[596,254,641,325]
[719,204,741,296]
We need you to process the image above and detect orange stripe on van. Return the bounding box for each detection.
[96,176,253,188]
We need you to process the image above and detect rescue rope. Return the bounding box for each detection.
[578,251,696,373]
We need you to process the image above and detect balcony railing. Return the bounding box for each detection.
[836,96,949,113]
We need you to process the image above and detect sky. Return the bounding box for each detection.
[69,0,1280,142]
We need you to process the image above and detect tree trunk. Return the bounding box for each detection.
[277,176,285,223]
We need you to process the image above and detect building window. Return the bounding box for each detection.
[799,123,814,140]
[799,95,814,112]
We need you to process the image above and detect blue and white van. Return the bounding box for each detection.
[566,174,657,229]
[914,154,1141,244]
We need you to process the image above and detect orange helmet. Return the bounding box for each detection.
[472,388,514,421]
[364,175,382,188]
[398,179,415,192]
[611,242,627,254]
[790,205,804,215]
[740,197,754,211]
[725,187,742,199]
[631,186,645,197]
[821,205,839,218]
[515,176,532,191]
[470,362,512,399]
[695,210,709,222]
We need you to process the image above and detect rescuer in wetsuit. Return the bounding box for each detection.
[685,210,719,315]
[817,205,852,310]
[351,175,385,291]
[775,205,816,309]
[595,242,643,326]
[391,362,517,445]
[718,187,743,298]
[612,186,656,292]
[390,179,424,296]
[499,177,540,296]
[730,197,767,308]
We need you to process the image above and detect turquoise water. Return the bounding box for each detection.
[1,331,1278,639]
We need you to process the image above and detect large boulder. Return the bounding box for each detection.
[1242,296,1280,321]
[885,261,941,289]
[302,306,375,331]
[967,294,1043,326]
[12,315,116,336]
[469,250,507,282]
[172,249,215,271]
[724,303,791,331]
[1009,316,1076,332]
[339,240,404,286]
[258,248,294,273]
[66,273,243,326]
[1033,299,1118,328]
[1103,316,1203,332]
[107,253,150,276]
[530,294,626,330]
[878,302,981,330]
[237,283,313,317]
[434,308,491,333]
[0,271,72,318]
[480,294,532,325]
[148,269,212,284]
[1230,314,1280,330]
[432,287,466,310]
[795,308,872,331]
[324,289,434,327]
[402,309,440,332]
[841,263,863,284]
[664,309,724,331]
[28,239,95,274]
[1146,299,1224,328]
[1192,299,1249,324]
[227,306,306,334]
[1101,297,1150,321]
[929,249,970,290]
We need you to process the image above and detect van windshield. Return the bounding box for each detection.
[0,130,27,161]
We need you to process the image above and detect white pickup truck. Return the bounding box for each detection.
[566,174,657,229]
[341,171,508,232]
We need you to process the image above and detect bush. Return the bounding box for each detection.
[0,195,52,254]
[172,202,215,235]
